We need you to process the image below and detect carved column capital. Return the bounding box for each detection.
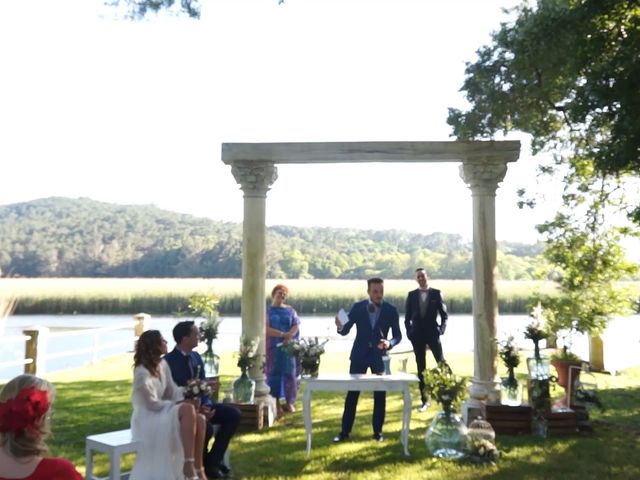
[459,161,508,196]
[230,162,278,197]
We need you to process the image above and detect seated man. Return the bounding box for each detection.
[164,321,241,480]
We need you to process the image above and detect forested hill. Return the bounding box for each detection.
[0,197,544,279]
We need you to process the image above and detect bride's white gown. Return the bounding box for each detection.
[130,361,184,480]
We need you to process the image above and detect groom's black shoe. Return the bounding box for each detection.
[205,466,228,479]
[332,433,349,443]
[218,464,231,476]
[372,433,384,442]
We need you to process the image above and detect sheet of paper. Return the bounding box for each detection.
[337,308,349,327]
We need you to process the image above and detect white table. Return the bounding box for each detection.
[302,373,419,457]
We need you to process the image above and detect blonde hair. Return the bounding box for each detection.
[0,374,55,458]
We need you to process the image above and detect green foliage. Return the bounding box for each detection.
[236,335,261,372]
[449,0,640,353]
[535,170,638,347]
[0,197,553,281]
[422,362,467,415]
[187,294,221,350]
[448,0,640,179]
[497,335,520,370]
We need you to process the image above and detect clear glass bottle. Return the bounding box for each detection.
[500,367,523,406]
[232,368,256,403]
[425,403,468,459]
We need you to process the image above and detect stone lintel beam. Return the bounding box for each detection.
[222,141,520,164]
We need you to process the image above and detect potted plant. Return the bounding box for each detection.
[422,362,468,459]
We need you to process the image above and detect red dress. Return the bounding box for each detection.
[0,457,82,480]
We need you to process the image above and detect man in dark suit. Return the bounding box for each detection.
[164,321,241,480]
[405,268,448,412]
[332,277,402,443]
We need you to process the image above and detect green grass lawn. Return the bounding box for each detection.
[34,351,640,479]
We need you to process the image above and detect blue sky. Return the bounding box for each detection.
[0,0,568,244]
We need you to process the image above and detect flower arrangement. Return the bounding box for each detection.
[422,362,467,416]
[236,335,261,372]
[187,295,222,355]
[282,337,328,377]
[182,365,212,399]
[525,302,548,360]
[468,437,500,464]
[498,336,520,370]
[498,336,520,385]
[282,337,328,362]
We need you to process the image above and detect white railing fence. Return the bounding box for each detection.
[0,313,149,382]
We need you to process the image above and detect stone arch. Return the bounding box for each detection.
[222,140,520,418]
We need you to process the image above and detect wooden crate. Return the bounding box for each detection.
[485,405,533,435]
[544,409,578,435]
[227,403,268,433]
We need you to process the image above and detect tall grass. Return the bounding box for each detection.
[1,278,638,315]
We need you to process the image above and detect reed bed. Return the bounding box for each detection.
[0,278,574,315]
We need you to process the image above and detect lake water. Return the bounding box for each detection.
[1,313,638,380]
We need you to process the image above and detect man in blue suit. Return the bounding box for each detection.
[164,321,241,480]
[333,277,402,443]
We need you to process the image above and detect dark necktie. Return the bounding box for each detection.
[185,354,194,378]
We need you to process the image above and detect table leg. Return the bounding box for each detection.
[110,452,120,480]
[303,388,312,457]
[85,446,93,480]
[402,386,411,456]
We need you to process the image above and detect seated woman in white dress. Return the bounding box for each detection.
[130,330,207,480]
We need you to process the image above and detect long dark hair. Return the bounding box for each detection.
[134,330,164,376]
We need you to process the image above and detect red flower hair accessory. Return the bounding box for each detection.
[0,387,50,435]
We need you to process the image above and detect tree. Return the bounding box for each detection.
[104,0,201,20]
[536,167,637,352]
[448,0,640,339]
[448,0,640,222]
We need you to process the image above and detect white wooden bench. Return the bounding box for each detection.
[85,428,138,480]
[85,426,230,480]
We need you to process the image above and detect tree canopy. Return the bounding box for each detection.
[448,0,640,221]
[448,0,640,332]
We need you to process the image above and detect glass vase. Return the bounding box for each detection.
[425,409,468,459]
[203,350,220,378]
[527,357,551,412]
[232,368,256,404]
[300,357,320,379]
[500,369,522,406]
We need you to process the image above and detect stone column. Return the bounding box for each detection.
[230,161,278,399]
[459,160,508,421]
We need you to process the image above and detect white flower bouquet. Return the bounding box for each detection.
[283,337,328,378]
[183,365,212,399]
